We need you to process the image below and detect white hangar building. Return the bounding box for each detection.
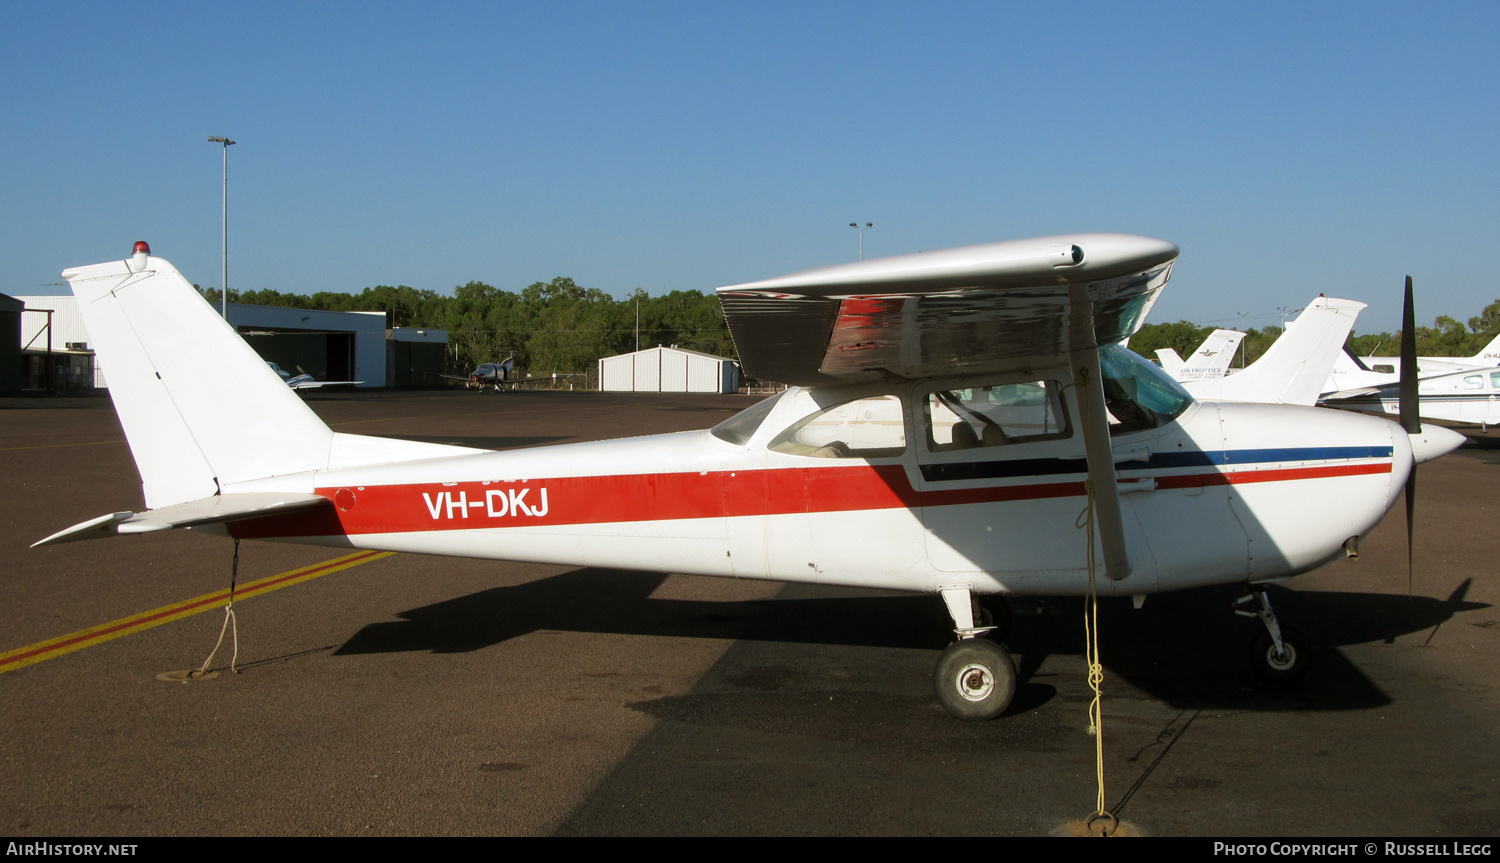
[15,296,392,388]
[598,346,740,394]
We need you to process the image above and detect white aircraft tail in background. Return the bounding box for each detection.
[1156,329,1245,382]
[1182,296,1365,406]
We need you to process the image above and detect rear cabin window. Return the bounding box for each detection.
[710,391,785,445]
[768,394,906,458]
[1465,375,1484,390]
[925,381,1070,451]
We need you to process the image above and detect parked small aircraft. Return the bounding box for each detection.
[443,356,516,391]
[1155,329,1245,382]
[1324,365,1500,428]
[35,238,1464,720]
[266,362,362,391]
[1326,335,1500,396]
[1357,333,1500,376]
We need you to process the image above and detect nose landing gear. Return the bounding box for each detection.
[1235,586,1312,683]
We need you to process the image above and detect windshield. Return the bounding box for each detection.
[710,392,785,445]
[1098,344,1192,434]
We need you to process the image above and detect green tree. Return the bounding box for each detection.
[1129,321,1215,363]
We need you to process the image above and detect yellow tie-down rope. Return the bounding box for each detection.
[1076,479,1117,835]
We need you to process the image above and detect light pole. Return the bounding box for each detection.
[849,222,872,260]
[1236,310,1254,368]
[1276,305,1300,332]
[208,136,236,319]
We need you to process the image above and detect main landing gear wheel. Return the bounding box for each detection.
[934,639,1017,720]
[1249,625,1311,683]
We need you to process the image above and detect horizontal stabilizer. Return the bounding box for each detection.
[32,493,331,548]
[1322,387,1384,400]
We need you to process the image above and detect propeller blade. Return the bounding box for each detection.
[1399,275,1418,597]
[1405,468,1416,599]
[1399,276,1420,435]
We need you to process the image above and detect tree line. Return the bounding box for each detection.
[1129,299,1500,368]
[200,279,736,377]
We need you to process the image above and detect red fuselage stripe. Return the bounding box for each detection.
[229,460,1392,540]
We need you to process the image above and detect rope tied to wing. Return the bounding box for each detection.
[195,538,241,677]
[1077,479,1113,827]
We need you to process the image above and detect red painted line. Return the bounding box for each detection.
[1155,461,1391,490]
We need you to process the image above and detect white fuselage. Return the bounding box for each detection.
[226,364,1412,599]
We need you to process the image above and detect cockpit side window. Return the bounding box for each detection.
[924,381,1070,452]
[768,394,906,458]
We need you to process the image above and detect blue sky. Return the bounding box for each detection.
[3,2,1496,333]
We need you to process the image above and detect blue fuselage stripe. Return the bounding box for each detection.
[919,446,1393,483]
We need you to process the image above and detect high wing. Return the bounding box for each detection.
[716,233,1178,385]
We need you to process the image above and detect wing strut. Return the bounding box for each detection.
[1068,285,1131,581]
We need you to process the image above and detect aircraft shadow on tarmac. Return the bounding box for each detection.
[335,568,1488,714]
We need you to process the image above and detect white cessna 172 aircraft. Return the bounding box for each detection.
[35,237,1464,720]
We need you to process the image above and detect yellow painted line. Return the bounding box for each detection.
[0,439,126,452]
[0,550,394,675]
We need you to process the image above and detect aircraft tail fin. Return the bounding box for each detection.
[1176,329,1245,381]
[1155,348,1184,377]
[1468,332,1500,364]
[1184,297,1366,406]
[63,245,337,509]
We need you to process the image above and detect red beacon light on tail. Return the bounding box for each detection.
[128,241,150,273]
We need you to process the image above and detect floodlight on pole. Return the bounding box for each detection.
[849,221,873,260]
[208,137,236,319]
[1237,310,1254,368]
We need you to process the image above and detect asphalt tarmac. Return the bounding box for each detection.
[2,389,1498,837]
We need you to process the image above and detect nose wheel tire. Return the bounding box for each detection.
[934,639,1017,720]
[1249,625,1311,683]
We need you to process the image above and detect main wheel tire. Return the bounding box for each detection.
[934,639,1017,720]
[1249,626,1311,683]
